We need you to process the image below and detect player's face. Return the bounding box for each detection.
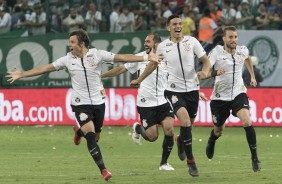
[167,17,183,39]
[68,35,82,56]
[144,35,155,54]
[223,30,238,50]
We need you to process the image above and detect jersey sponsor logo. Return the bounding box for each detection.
[248,36,279,79]
[171,95,178,104]
[79,113,88,121]
[170,83,176,88]
[141,98,146,102]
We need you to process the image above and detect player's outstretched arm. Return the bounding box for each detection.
[6,64,56,84]
[113,49,159,64]
[101,65,128,78]
[130,61,158,87]
[244,56,257,87]
[198,68,225,80]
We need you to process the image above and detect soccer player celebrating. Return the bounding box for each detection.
[102,33,175,171]
[156,14,211,177]
[6,29,159,181]
[204,26,261,172]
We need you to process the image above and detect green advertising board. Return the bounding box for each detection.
[0,31,169,88]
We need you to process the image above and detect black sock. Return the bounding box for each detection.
[208,129,219,144]
[85,132,106,172]
[77,129,84,137]
[160,135,174,165]
[180,126,194,160]
[244,126,258,160]
[135,124,149,141]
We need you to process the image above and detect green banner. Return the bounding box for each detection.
[0,31,168,88]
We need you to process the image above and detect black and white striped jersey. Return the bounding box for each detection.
[209,45,249,101]
[124,51,168,107]
[52,48,115,105]
[157,36,206,92]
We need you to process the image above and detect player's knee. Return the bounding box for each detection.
[147,134,158,142]
[163,127,174,136]
[241,118,252,127]
[214,129,223,137]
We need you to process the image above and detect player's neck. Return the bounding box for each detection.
[78,47,89,58]
[224,46,235,55]
[170,36,184,43]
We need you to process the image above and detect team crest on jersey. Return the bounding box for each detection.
[171,95,178,104]
[183,42,191,52]
[142,119,148,128]
[75,97,80,103]
[79,113,88,121]
[141,98,146,102]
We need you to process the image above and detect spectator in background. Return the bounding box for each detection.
[109,2,120,32]
[180,5,196,36]
[132,4,147,31]
[0,6,12,34]
[85,3,102,33]
[28,5,47,35]
[62,8,84,33]
[19,0,33,21]
[156,2,172,30]
[208,1,223,26]
[221,0,236,26]
[267,0,282,29]
[198,8,218,53]
[243,56,263,87]
[116,6,134,32]
[235,0,254,30]
[255,2,270,29]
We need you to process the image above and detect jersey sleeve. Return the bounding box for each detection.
[193,37,206,58]
[52,55,68,70]
[240,46,249,60]
[124,52,143,74]
[96,49,115,64]
[208,47,218,67]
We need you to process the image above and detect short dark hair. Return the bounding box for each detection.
[167,14,180,26]
[69,29,90,47]
[147,33,162,43]
[223,26,237,36]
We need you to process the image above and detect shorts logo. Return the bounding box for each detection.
[79,113,88,121]
[75,97,80,103]
[142,119,148,128]
[248,36,279,79]
[170,83,176,88]
[212,115,217,124]
[171,95,178,104]
[141,98,146,102]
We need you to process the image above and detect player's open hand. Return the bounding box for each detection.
[148,47,160,64]
[6,68,22,84]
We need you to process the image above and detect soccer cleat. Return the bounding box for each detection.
[101,169,112,181]
[252,159,261,172]
[206,139,215,159]
[159,163,175,171]
[187,162,199,177]
[132,122,141,144]
[175,135,185,161]
[73,124,82,145]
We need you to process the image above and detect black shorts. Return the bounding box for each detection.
[210,93,249,127]
[137,102,174,130]
[164,90,199,119]
[71,104,105,133]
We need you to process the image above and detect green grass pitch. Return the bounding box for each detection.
[0,126,281,184]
